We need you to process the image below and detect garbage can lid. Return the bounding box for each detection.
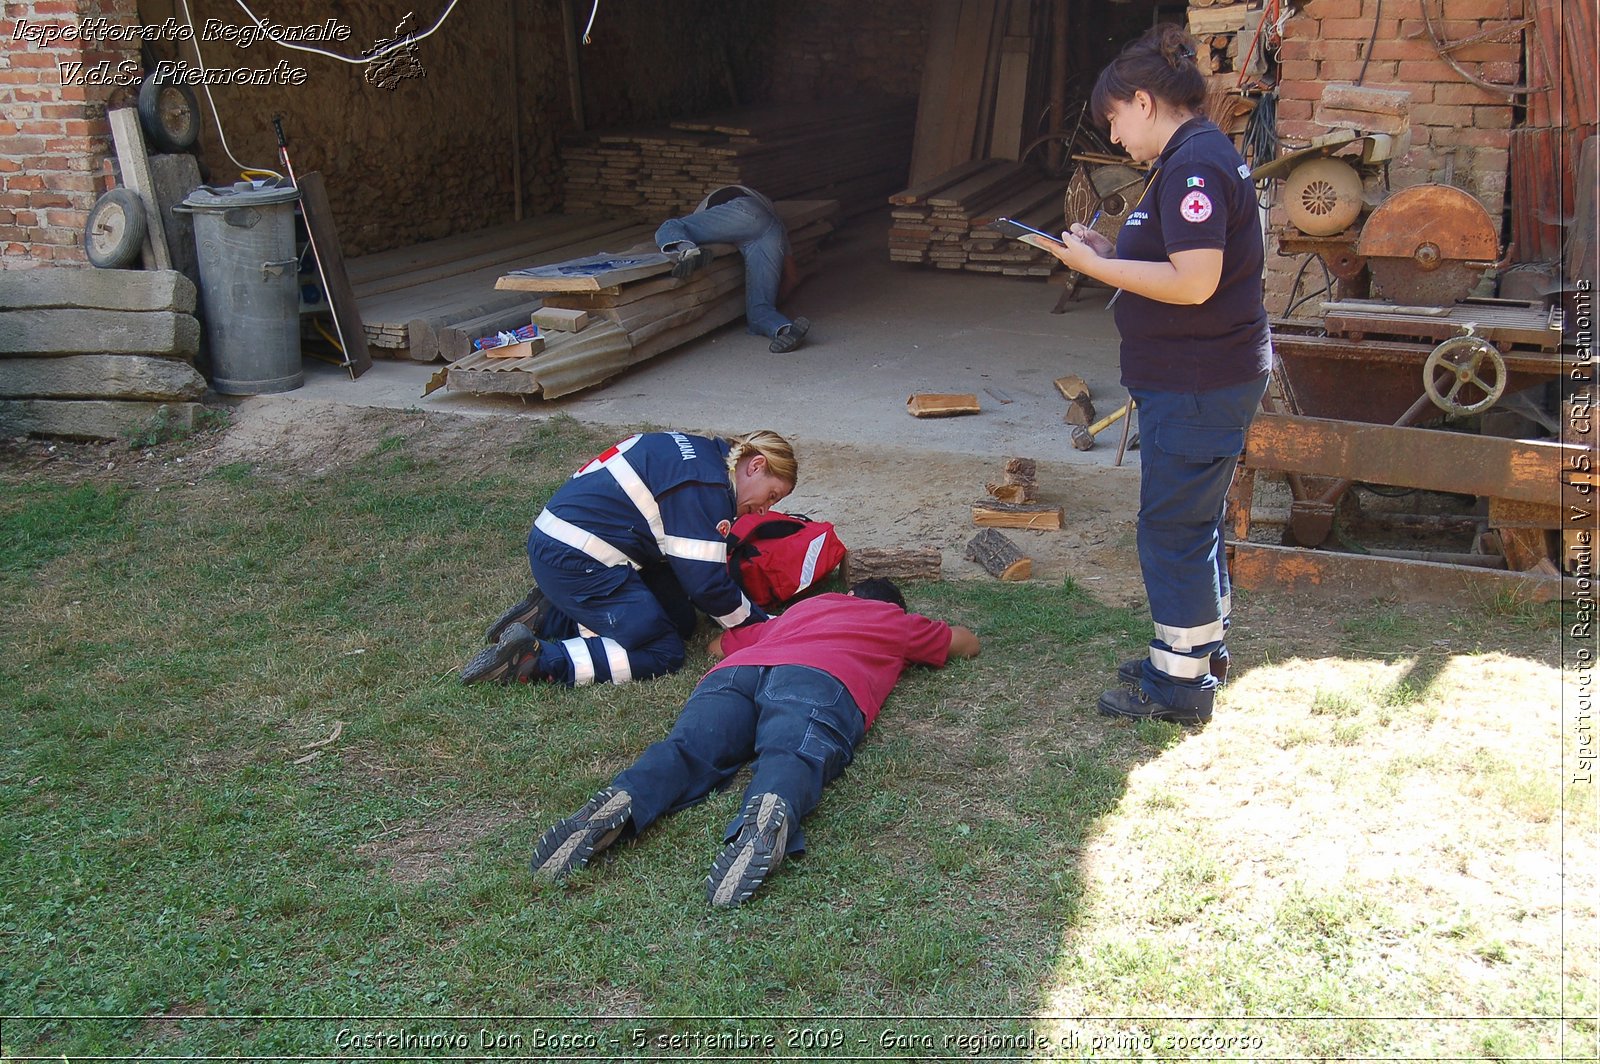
[182,180,300,209]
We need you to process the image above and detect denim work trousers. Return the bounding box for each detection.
[1128,373,1268,712]
[525,529,698,686]
[655,197,792,338]
[611,664,866,855]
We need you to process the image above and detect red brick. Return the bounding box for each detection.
[1319,59,1376,81]
[1279,58,1317,82]
[1277,38,1312,62]
[4,175,45,192]
[1437,0,1527,18]
[1277,80,1325,101]
[1276,99,1315,122]
[1480,60,1522,83]
[1278,119,1323,141]
[47,209,88,230]
[6,52,59,69]
[1453,127,1512,147]
[1369,37,1448,61]
[1397,59,1453,79]
[1412,102,1472,125]
[1472,105,1514,128]
[1304,0,1365,19]
[0,225,28,242]
[1320,17,1382,38]
[29,193,71,209]
[1433,81,1506,106]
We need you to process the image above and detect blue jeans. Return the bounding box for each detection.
[655,196,792,338]
[525,530,696,686]
[1128,374,1268,712]
[610,664,865,855]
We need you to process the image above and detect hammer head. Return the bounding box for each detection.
[1070,425,1095,450]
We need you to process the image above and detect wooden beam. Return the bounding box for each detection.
[1228,541,1568,604]
[107,108,172,271]
[1244,413,1575,506]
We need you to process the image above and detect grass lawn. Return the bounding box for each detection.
[1,410,1594,1061]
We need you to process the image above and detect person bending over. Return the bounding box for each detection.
[462,430,797,687]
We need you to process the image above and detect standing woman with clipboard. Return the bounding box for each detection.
[1033,24,1271,726]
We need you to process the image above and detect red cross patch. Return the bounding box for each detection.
[1180,190,1213,223]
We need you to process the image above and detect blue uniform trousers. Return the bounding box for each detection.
[1129,374,1267,712]
[525,529,698,686]
[611,664,866,856]
[655,197,791,338]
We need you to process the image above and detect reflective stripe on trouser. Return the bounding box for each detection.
[525,530,691,687]
[1129,374,1267,712]
[609,664,865,856]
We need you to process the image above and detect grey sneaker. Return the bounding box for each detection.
[706,792,792,907]
[529,787,633,880]
[768,316,810,354]
[1096,685,1211,726]
[486,586,546,644]
[460,622,540,685]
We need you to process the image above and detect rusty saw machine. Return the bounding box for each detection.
[1248,143,1568,581]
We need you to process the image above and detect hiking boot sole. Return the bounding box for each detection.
[530,787,633,880]
[707,792,792,907]
[460,623,539,685]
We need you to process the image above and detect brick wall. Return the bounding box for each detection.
[1,0,140,268]
[1266,0,1520,315]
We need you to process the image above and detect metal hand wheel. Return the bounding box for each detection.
[1423,329,1506,415]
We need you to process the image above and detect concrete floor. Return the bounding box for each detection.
[287,211,1134,467]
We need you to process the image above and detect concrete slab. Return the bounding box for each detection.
[281,211,1134,469]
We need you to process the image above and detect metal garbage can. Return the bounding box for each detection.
[179,181,303,395]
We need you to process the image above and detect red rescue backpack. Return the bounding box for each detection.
[727,511,848,610]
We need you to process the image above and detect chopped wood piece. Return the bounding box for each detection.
[985,455,1038,503]
[841,547,942,585]
[971,500,1063,530]
[1053,374,1090,400]
[532,306,592,332]
[907,393,980,418]
[1065,394,1096,427]
[484,336,546,360]
[965,528,1032,580]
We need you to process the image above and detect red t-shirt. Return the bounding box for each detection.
[712,593,953,728]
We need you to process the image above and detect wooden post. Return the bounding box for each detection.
[107,108,172,271]
[561,0,587,131]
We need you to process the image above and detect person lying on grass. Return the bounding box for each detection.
[527,578,981,907]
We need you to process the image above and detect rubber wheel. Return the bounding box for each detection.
[1283,157,1363,237]
[83,188,146,269]
[137,77,200,152]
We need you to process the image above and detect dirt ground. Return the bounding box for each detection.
[199,396,1154,606]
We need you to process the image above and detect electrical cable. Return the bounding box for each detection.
[1356,0,1383,84]
[228,0,461,64]
[176,0,280,181]
[581,0,601,44]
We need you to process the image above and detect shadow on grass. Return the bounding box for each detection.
[0,420,1278,1055]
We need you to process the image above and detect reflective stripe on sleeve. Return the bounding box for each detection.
[1150,645,1215,680]
[664,534,727,563]
[713,594,755,629]
[534,509,638,570]
[1153,617,1226,653]
[601,450,666,550]
[563,637,596,686]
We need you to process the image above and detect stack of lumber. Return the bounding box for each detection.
[349,214,656,363]
[0,269,206,440]
[563,98,915,221]
[442,200,838,401]
[908,0,1050,186]
[888,158,1063,275]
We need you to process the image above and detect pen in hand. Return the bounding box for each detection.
[1078,205,1122,307]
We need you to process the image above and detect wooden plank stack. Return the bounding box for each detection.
[348,214,656,363]
[888,158,1063,275]
[563,98,916,222]
[908,0,1049,186]
[0,269,206,440]
[442,200,838,401]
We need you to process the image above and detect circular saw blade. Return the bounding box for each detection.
[1367,257,1482,305]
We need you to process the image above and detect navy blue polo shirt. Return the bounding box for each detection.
[1113,117,1271,393]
